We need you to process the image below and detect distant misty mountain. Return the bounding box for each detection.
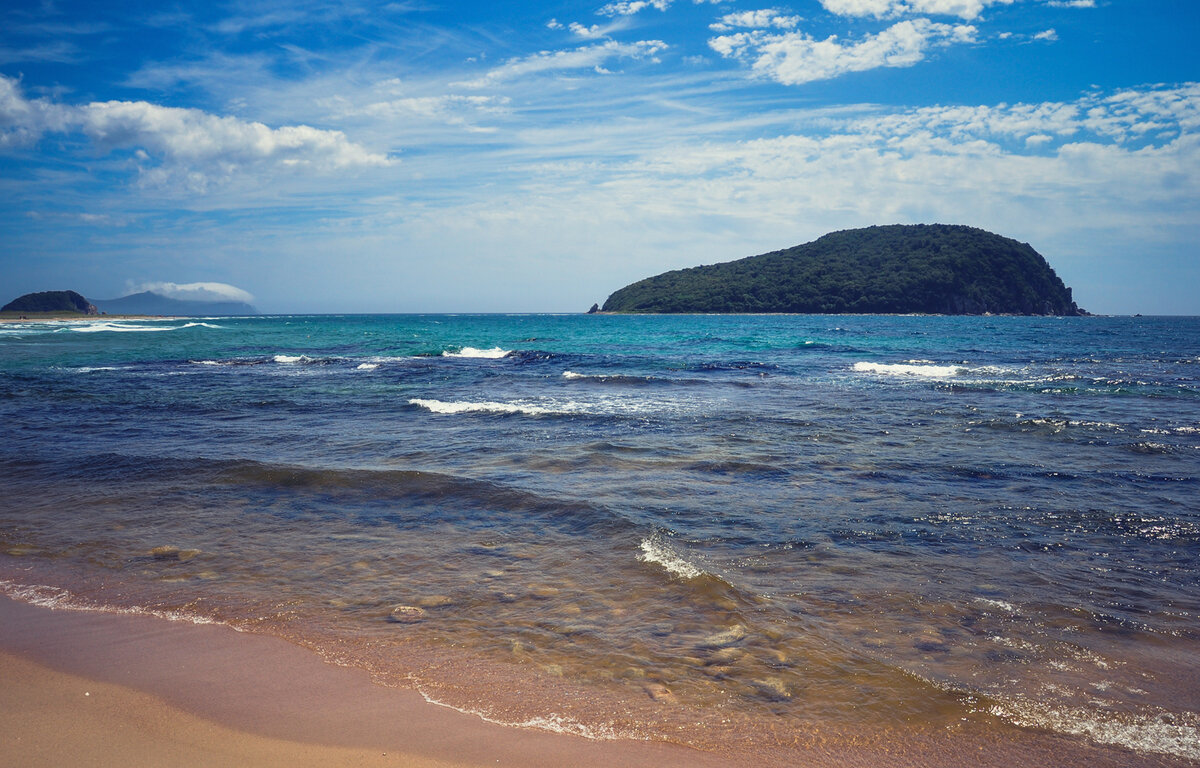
[94,291,258,316]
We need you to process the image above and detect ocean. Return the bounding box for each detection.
[1,313,1198,764]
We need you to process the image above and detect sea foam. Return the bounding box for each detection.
[0,579,228,628]
[990,697,1200,761]
[416,689,638,741]
[853,361,962,378]
[638,535,704,580]
[442,347,510,359]
[409,398,562,416]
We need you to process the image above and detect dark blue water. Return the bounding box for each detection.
[1,314,1198,763]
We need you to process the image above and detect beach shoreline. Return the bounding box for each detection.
[0,314,182,323]
[0,594,732,768]
[2,592,1189,768]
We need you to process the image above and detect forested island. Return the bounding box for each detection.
[0,290,98,315]
[600,224,1084,315]
[1,290,258,317]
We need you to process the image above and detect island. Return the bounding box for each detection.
[1,290,99,316]
[601,224,1084,315]
[2,290,258,318]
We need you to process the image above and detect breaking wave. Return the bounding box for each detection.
[442,347,510,359]
[638,535,704,580]
[853,361,963,378]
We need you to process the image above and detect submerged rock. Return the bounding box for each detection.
[644,682,677,703]
[698,624,747,649]
[386,605,427,623]
[750,676,792,701]
[148,545,201,562]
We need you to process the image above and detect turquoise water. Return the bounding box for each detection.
[1,314,1198,763]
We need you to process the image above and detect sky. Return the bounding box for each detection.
[1,0,1197,314]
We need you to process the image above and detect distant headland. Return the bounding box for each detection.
[599,224,1085,316]
[1,290,258,317]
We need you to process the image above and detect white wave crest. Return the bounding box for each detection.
[273,354,310,364]
[990,697,1200,761]
[562,371,586,379]
[416,689,639,741]
[442,347,510,359]
[356,362,379,370]
[638,536,704,580]
[409,398,563,416]
[66,322,176,333]
[853,361,963,378]
[0,579,228,628]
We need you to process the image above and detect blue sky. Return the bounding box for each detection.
[1,0,1197,313]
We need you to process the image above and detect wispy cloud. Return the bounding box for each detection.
[454,40,669,88]
[710,19,977,85]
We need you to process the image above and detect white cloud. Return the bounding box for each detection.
[598,0,672,17]
[1033,28,1058,41]
[1046,0,1094,7]
[0,75,72,147]
[81,101,391,169]
[0,74,391,187]
[710,10,802,32]
[710,19,977,85]
[455,41,668,88]
[819,0,1013,21]
[130,281,256,303]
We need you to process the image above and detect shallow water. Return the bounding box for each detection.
[1,314,1198,763]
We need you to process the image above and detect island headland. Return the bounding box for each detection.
[1,290,258,318]
[601,224,1084,315]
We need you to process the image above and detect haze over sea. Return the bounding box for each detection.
[2,313,1198,765]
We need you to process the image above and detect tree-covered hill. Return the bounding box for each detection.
[601,224,1083,315]
[1,290,98,315]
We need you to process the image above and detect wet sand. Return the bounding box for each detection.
[0,595,730,768]
[2,594,1191,768]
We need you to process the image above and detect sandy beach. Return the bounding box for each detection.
[0,595,731,768]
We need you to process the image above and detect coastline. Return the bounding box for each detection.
[0,594,730,768]
[2,593,1188,768]
[0,314,182,323]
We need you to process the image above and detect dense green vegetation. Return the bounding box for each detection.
[602,224,1083,315]
[1,290,97,315]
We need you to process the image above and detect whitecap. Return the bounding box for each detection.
[975,597,1017,613]
[442,347,510,359]
[68,322,179,333]
[562,371,586,380]
[408,398,562,416]
[356,362,379,370]
[853,361,963,378]
[273,354,310,364]
[638,535,704,580]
